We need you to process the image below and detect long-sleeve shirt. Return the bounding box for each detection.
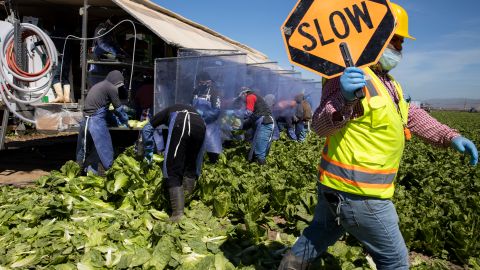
[84,71,124,116]
[243,93,273,129]
[312,74,460,148]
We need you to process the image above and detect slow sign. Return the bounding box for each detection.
[282,0,396,78]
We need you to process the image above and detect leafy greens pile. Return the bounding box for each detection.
[1,111,479,269]
[0,154,239,269]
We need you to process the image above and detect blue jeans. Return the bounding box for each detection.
[291,184,409,270]
[295,121,307,142]
[253,122,274,161]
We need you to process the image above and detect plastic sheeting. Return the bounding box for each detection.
[276,72,303,103]
[34,104,82,131]
[302,80,322,111]
[154,53,247,112]
[154,53,247,142]
[244,63,292,110]
[245,65,272,98]
[177,53,246,107]
[153,58,178,114]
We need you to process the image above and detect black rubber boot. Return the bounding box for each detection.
[278,250,309,270]
[183,177,196,197]
[168,186,185,222]
[256,158,266,165]
[97,163,106,177]
[207,152,219,163]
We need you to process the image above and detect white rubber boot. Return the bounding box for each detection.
[63,84,71,103]
[50,83,63,103]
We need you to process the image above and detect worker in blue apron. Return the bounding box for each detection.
[76,70,129,175]
[191,71,222,163]
[141,104,206,222]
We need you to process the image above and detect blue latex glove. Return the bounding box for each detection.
[451,136,478,166]
[224,110,233,116]
[144,149,153,164]
[340,67,366,101]
[234,109,245,119]
[202,108,221,124]
[114,106,129,125]
[142,123,155,163]
[243,110,253,119]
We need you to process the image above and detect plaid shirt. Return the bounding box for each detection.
[312,73,460,148]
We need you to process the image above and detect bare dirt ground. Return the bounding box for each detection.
[0,133,78,186]
[0,130,139,186]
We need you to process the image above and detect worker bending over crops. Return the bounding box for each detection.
[273,99,297,141]
[279,3,478,270]
[292,93,312,142]
[76,70,129,175]
[141,104,206,222]
[237,87,275,165]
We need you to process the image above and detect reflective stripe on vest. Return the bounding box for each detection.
[320,154,397,186]
[319,68,408,199]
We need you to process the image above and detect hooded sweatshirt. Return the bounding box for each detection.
[84,70,124,116]
[294,94,304,120]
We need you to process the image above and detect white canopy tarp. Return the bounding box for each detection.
[113,0,270,64]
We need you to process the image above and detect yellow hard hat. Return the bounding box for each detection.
[390,2,415,40]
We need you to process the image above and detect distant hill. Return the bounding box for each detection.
[421,99,480,110]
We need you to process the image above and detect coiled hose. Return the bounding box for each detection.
[0,21,58,123]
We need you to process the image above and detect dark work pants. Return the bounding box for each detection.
[76,120,99,172]
[165,114,206,188]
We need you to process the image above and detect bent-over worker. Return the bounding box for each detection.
[141,104,206,222]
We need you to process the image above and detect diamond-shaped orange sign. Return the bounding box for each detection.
[282,0,396,78]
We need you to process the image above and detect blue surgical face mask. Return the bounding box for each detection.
[379,47,402,71]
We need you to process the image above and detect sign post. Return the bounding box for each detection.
[339,42,365,98]
[282,0,396,81]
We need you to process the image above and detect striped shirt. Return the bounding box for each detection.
[312,74,460,148]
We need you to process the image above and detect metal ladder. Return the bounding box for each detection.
[0,107,9,150]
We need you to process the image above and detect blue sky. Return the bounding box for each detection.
[154,0,480,101]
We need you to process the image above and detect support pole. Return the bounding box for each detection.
[0,108,9,150]
[80,0,88,112]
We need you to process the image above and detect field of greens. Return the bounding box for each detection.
[0,111,479,269]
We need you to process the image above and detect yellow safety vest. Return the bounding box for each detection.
[319,68,410,199]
